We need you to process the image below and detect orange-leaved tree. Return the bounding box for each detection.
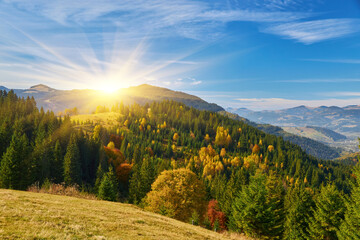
[207,199,227,231]
[145,168,207,222]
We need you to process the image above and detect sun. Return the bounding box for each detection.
[100,86,118,94]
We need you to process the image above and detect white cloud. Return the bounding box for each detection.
[263,19,360,44]
[302,59,360,64]
[321,92,360,97]
[276,78,360,83]
[2,0,312,40]
[190,80,202,85]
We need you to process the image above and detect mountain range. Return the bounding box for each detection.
[227,105,360,138]
[1,84,353,159]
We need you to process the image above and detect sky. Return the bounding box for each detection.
[0,0,360,110]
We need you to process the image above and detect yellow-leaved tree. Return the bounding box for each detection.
[145,168,207,222]
[215,126,231,148]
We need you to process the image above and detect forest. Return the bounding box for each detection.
[0,90,359,240]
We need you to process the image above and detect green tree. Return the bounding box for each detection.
[98,167,118,201]
[337,163,360,240]
[230,174,284,239]
[63,134,81,185]
[0,131,29,189]
[52,140,63,183]
[129,157,155,204]
[284,183,314,240]
[308,184,345,240]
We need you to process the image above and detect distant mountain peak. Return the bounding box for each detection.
[29,84,55,92]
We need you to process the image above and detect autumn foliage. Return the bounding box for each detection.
[207,200,227,231]
[145,168,207,222]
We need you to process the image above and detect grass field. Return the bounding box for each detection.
[0,189,250,240]
[71,112,122,130]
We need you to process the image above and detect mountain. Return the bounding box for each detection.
[2,83,343,159]
[221,111,342,160]
[2,84,224,113]
[0,86,9,91]
[228,105,360,137]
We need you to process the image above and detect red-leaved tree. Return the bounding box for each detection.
[207,199,227,231]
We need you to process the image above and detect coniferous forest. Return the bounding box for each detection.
[1,90,359,240]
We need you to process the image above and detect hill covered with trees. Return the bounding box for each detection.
[0,90,358,239]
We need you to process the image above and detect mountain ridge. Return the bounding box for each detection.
[1,84,224,113]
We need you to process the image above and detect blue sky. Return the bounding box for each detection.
[0,0,360,110]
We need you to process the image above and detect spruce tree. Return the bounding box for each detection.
[284,183,314,240]
[98,167,117,201]
[139,157,155,200]
[0,131,29,189]
[230,174,275,239]
[129,157,155,204]
[63,133,81,185]
[308,184,345,240]
[52,140,63,183]
[265,173,285,239]
[337,163,360,240]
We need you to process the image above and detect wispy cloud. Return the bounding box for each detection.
[276,78,360,83]
[302,59,360,64]
[263,19,360,44]
[235,97,360,110]
[2,0,313,40]
[320,92,360,97]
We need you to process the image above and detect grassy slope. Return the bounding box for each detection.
[71,112,122,131]
[0,189,249,240]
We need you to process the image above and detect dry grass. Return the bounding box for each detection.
[0,189,252,240]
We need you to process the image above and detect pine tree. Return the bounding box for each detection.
[129,162,141,204]
[337,163,360,240]
[0,131,29,189]
[308,184,345,240]
[284,183,314,240]
[265,173,285,239]
[139,157,155,200]
[129,157,155,204]
[52,140,63,183]
[63,133,81,185]
[98,167,118,201]
[230,174,274,239]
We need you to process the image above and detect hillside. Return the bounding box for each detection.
[4,84,224,113]
[4,84,347,158]
[283,126,347,143]
[227,105,360,137]
[0,189,245,240]
[220,111,342,160]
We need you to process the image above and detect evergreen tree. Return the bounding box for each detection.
[139,157,155,200]
[128,163,141,204]
[308,184,345,240]
[284,183,314,240]
[337,163,360,240]
[230,174,278,239]
[52,140,63,183]
[265,173,285,239]
[0,130,29,189]
[98,167,118,201]
[63,133,81,185]
[129,157,155,204]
